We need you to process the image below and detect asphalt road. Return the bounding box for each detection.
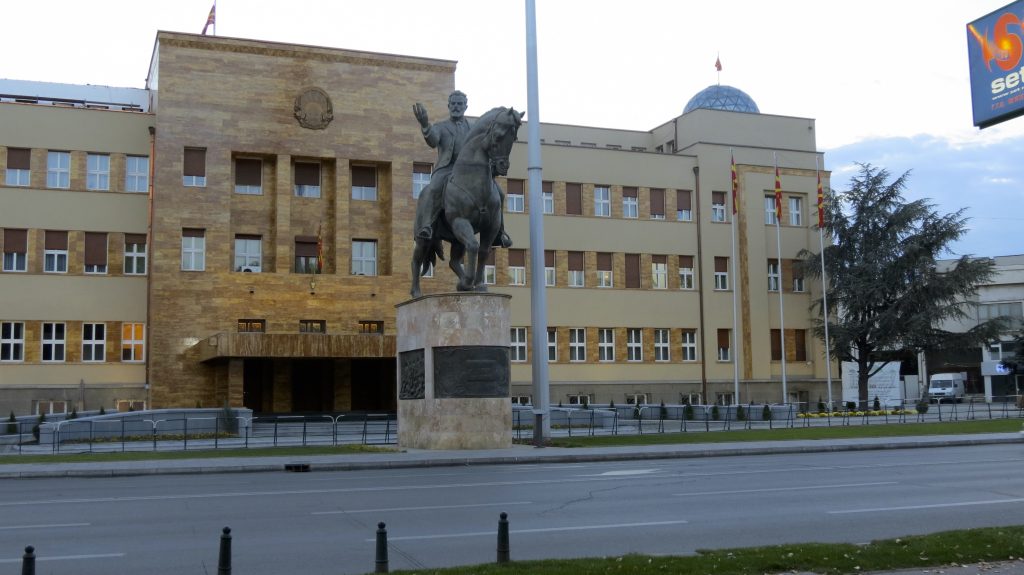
[2,444,1023,574]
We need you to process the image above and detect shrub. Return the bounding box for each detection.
[98,406,106,415]
[711,405,720,420]
[6,411,15,435]
[608,399,615,409]
[684,404,694,420]
[736,404,746,421]
[32,412,45,440]
[873,396,881,411]
[846,401,856,411]
[762,404,773,421]
[659,401,668,420]
[818,398,826,413]
[68,408,78,420]
[916,400,930,414]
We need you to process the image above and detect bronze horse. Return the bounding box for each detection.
[410,106,523,298]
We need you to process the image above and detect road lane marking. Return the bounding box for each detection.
[829,497,1024,514]
[586,469,661,477]
[367,519,690,541]
[313,501,532,514]
[0,522,90,531]
[674,481,898,496]
[0,553,124,564]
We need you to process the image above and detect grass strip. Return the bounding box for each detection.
[384,525,1024,574]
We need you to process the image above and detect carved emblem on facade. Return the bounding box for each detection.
[293,87,333,130]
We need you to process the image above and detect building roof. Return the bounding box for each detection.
[683,84,759,114]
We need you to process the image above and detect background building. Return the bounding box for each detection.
[1,32,837,415]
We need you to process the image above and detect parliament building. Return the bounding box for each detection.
[0,31,833,415]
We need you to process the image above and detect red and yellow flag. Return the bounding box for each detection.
[816,169,824,228]
[774,163,782,222]
[316,223,324,274]
[202,4,216,35]
[730,151,738,215]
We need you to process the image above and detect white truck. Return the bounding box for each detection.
[928,372,967,402]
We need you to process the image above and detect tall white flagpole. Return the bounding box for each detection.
[525,0,550,442]
[730,149,740,403]
[816,157,834,408]
[774,152,788,403]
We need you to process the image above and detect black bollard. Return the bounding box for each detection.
[22,545,35,575]
[375,522,389,573]
[217,527,232,575]
[496,512,510,564]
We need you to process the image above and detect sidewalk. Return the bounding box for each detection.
[0,432,1019,479]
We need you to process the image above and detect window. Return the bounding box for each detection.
[596,252,613,288]
[717,329,731,361]
[547,328,557,362]
[412,163,431,199]
[86,153,110,191]
[711,191,727,222]
[568,251,585,287]
[183,148,206,187]
[84,232,108,274]
[44,230,68,273]
[568,394,590,406]
[507,179,525,213]
[542,181,554,214]
[238,319,266,333]
[681,329,697,361]
[598,328,615,362]
[792,261,805,292]
[594,186,610,217]
[5,148,30,186]
[295,161,322,198]
[544,250,555,287]
[772,329,808,361]
[768,261,780,292]
[46,151,70,189]
[771,329,783,361]
[181,229,205,271]
[295,236,320,274]
[978,302,1024,328]
[35,400,67,415]
[714,257,729,290]
[82,323,105,362]
[121,323,145,362]
[794,329,807,361]
[649,188,665,220]
[764,195,777,225]
[359,320,384,334]
[42,322,65,362]
[1,322,24,362]
[125,155,149,193]
[627,328,643,362]
[676,190,692,221]
[124,234,147,275]
[789,196,803,226]
[484,250,496,285]
[626,394,648,405]
[235,158,262,195]
[622,187,638,218]
[351,240,377,276]
[234,235,262,272]
[624,253,640,289]
[678,255,694,290]
[115,400,146,412]
[565,183,582,215]
[3,229,27,272]
[352,165,377,200]
[508,249,526,285]
[715,392,734,406]
[511,395,532,406]
[569,328,586,362]
[651,255,667,289]
[300,319,326,334]
[510,327,527,362]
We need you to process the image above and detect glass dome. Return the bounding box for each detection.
[683,85,759,114]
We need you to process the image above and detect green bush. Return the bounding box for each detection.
[68,408,78,420]
[846,401,856,411]
[916,400,930,414]
[873,396,881,411]
[98,406,106,415]
[32,412,45,440]
[711,405,720,420]
[762,404,773,421]
[6,411,15,435]
[659,401,668,420]
[684,404,694,420]
[736,404,746,421]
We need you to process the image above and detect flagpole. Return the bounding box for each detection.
[730,149,740,404]
[774,152,788,404]
[816,157,834,408]
[213,0,217,36]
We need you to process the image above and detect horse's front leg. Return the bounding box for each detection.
[410,238,427,298]
[449,217,479,291]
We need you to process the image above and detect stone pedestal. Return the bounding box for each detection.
[396,293,512,450]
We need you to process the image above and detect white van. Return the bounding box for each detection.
[928,372,967,402]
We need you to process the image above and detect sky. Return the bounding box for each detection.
[3,0,1023,257]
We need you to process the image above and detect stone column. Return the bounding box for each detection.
[396,293,512,449]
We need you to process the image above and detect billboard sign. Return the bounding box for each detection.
[967,1,1024,128]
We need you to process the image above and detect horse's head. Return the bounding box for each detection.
[473,107,524,177]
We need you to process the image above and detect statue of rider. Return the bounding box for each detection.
[413,90,512,248]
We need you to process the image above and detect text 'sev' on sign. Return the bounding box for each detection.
[967,1,1024,128]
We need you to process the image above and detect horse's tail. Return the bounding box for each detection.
[419,239,444,276]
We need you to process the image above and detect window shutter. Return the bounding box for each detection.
[45,230,68,250]
[771,330,782,360]
[717,329,730,349]
[652,255,666,265]
[545,250,554,267]
[568,251,584,271]
[650,188,665,216]
[678,255,693,268]
[3,229,27,252]
[486,250,495,265]
[712,191,726,205]
[507,179,524,196]
[508,249,525,267]
[352,165,376,187]
[183,148,206,177]
[124,233,146,245]
[565,183,582,215]
[7,148,30,170]
[295,236,317,257]
[596,252,612,270]
[542,181,552,194]
[295,162,320,186]
[84,232,107,266]
[677,190,691,210]
[714,257,728,273]
[622,186,638,198]
[235,159,261,186]
[625,253,640,288]
[182,228,205,238]
[413,162,432,174]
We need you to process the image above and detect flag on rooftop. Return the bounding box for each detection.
[715,56,722,72]
[202,4,216,36]
[730,151,738,215]
[774,163,783,222]
[817,169,825,228]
